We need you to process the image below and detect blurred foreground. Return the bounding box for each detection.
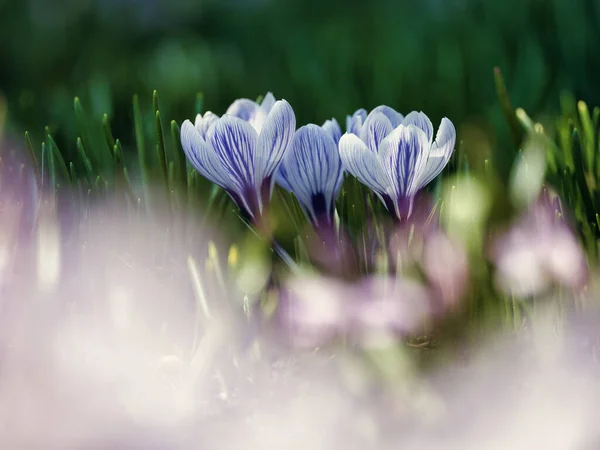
[1,196,600,449]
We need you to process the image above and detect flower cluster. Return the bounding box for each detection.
[181,92,456,226]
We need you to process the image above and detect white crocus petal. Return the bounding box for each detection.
[416,117,456,190]
[359,111,394,153]
[280,125,342,223]
[260,91,276,114]
[339,133,390,194]
[180,120,231,189]
[346,109,367,135]
[206,116,259,202]
[194,113,203,129]
[322,118,342,145]
[226,98,267,133]
[194,111,220,138]
[371,105,404,128]
[255,100,296,190]
[378,124,430,201]
[402,111,434,145]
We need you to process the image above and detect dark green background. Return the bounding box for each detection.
[1,0,599,156]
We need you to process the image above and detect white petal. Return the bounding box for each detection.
[260,92,277,114]
[322,118,342,144]
[378,124,430,200]
[194,114,203,129]
[226,98,266,133]
[371,105,404,128]
[346,109,367,134]
[339,133,390,194]
[416,117,456,189]
[180,120,230,189]
[255,100,296,187]
[402,111,434,144]
[276,163,293,192]
[206,116,259,197]
[194,111,220,138]
[280,125,342,223]
[359,111,394,153]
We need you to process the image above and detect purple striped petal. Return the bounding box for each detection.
[402,111,434,144]
[378,124,430,202]
[346,109,368,135]
[359,111,394,153]
[194,111,220,138]
[339,133,390,194]
[206,116,259,200]
[371,105,404,128]
[180,120,231,190]
[276,163,293,192]
[226,98,267,133]
[255,100,296,189]
[280,125,343,224]
[416,118,456,189]
[322,118,342,145]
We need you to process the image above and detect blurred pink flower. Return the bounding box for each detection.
[347,276,432,347]
[276,276,350,349]
[388,198,470,312]
[423,231,469,310]
[491,193,587,297]
[276,274,433,349]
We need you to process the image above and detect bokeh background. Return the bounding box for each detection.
[2,0,599,162]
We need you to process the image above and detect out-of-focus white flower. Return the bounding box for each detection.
[276,274,433,349]
[347,276,432,348]
[276,275,350,349]
[491,193,587,297]
[423,230,469,309]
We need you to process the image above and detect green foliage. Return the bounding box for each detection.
[3,0,600,170]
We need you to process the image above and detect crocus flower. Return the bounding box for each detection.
[490,193,587,297]
[339,107,455,220]
[277,122,344,228]
[181,93,296,221]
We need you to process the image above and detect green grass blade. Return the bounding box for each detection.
[24,131,40,178]
[494,67,522,148]
[102,113,117,155]
[133,94,148,186]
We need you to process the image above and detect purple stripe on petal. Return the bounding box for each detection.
[346,108,367,135]
[206,116,259,197]
[378,124,430,202]
[281,124,343,224]
[255,100,296,190]
[339,133,390,194]
[359,111,394,153]
[226,98,266,133]
[371,105,404,128]
[276,163,293,192]
[416,117,456,189]
[402,111,434,144]
[180,120,230,189]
